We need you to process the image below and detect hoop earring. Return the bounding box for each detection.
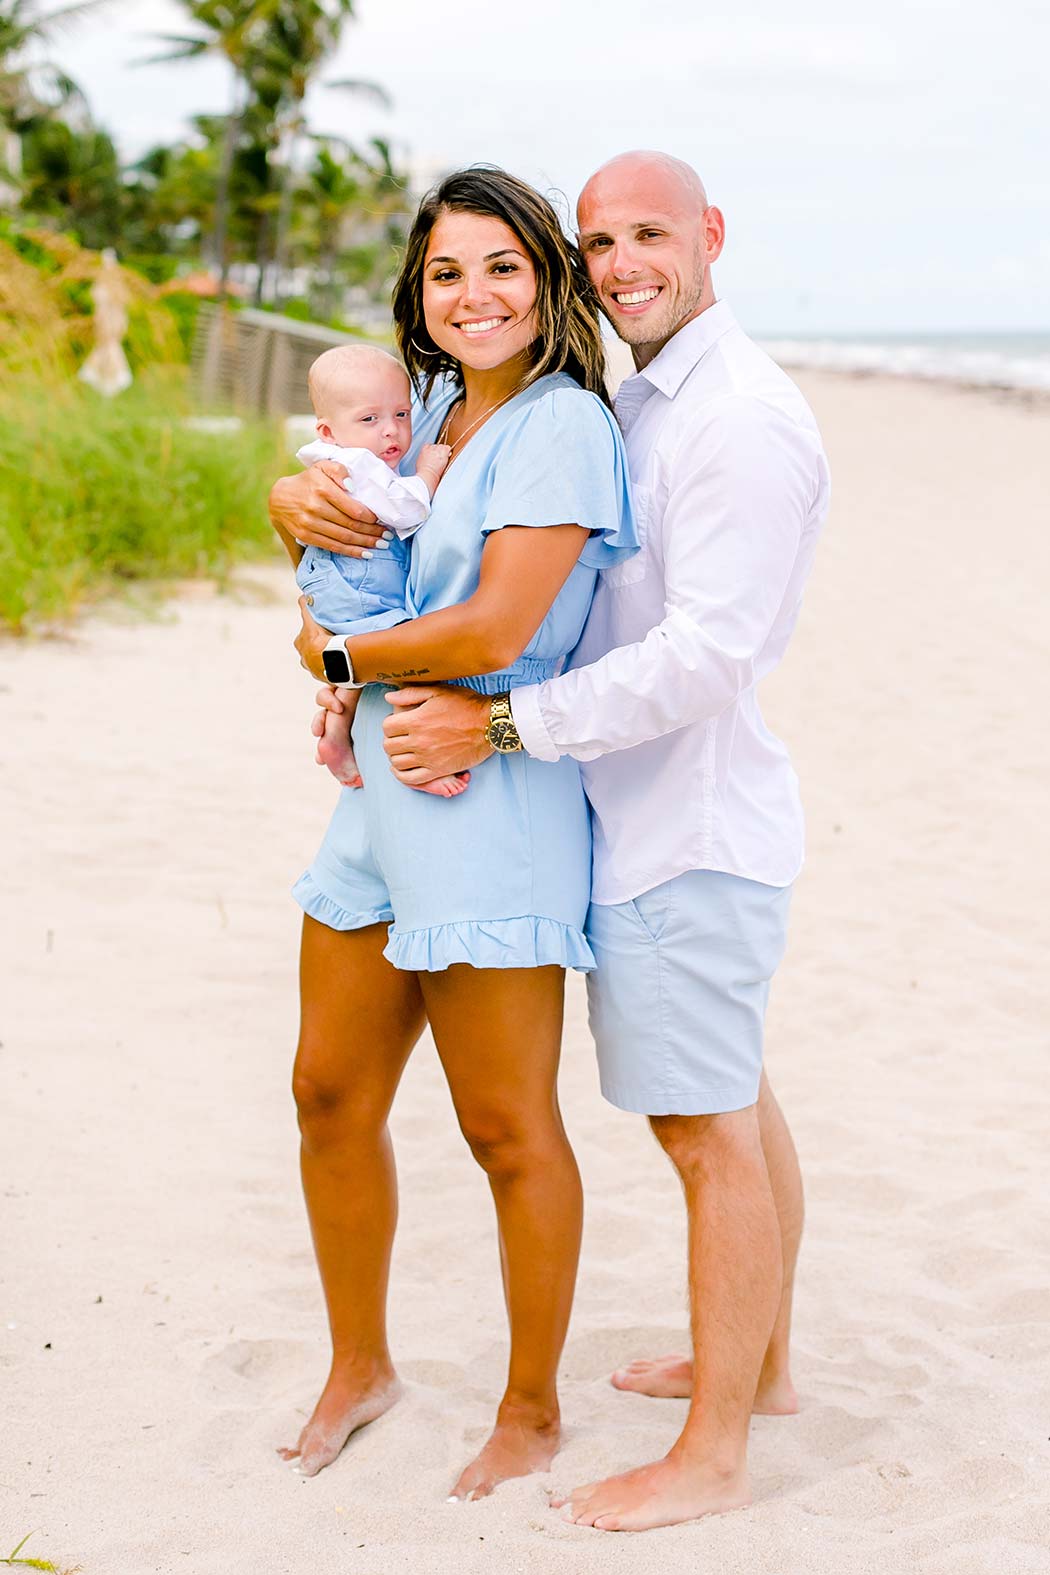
[410,337,440,357]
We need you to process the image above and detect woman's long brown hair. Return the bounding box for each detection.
[392,165,609,407]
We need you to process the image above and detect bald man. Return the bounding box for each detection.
[380,151,831,1529]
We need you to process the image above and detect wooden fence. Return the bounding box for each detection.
[191,304,389,416]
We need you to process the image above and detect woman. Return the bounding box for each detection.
[268,167,636,1499]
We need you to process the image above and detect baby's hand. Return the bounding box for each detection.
[418,442,452,476]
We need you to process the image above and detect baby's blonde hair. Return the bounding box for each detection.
[307,343,409,418]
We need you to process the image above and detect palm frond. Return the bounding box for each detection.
[322,75,392,109]
[134,34,211,66]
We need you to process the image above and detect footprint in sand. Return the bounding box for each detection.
[197,1337,308,1404]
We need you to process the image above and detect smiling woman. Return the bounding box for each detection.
[394,164,607,400]
[267,166,638,1504]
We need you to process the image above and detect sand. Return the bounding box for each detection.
[2,372,1049,1574]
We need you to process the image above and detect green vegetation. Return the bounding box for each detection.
[0,3,408,630]
[0,369,287,631]
[0,234,287,632]
[1,1,412,317]
[1,1529,79,1572]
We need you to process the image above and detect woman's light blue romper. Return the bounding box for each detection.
[292,372,638,971]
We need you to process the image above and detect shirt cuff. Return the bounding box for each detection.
[509,684,561,762]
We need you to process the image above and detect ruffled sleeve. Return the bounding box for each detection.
[479,384,639,571]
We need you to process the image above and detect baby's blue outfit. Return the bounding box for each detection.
[294,441,429,636]
[292,373,638,972]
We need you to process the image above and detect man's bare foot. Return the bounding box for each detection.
[611,1355,692,1399]
[277,1364,402,1477]
[449,1401,560,1502]
[611,1355,799,1416]
[414,771,470,799]
[553,1452,750,1533]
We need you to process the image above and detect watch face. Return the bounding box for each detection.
[322,647,352,686]
[489,719,518,752]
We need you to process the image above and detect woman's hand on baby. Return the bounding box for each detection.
[269,462,388,556]
[294,597,333,679]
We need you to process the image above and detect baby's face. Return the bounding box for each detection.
[318,363,413,469]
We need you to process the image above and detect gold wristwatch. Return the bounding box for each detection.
[485,693,524,753]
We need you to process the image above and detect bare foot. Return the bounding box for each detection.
[611,1355,799,1416]
[414,771,471,799]
[449,1402,560,1502]
[315,720,363,789]
[277,1364,402,1477]
[554,1452,750,1532]
[611,1355,692,1399]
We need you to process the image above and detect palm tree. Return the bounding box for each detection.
[296,133,407,320]
[18,115,122,246]
[298,135,361,317]
[142,1,282,293]
[254,0,389,305]
[1,0,108,195]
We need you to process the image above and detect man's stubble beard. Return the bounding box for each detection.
[606,244,707,351]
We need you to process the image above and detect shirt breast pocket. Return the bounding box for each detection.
[601,482,649,589]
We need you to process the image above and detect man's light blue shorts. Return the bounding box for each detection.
[585,869,793,1117]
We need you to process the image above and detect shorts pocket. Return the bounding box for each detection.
[628,878,673,943]
[355,550,409,604]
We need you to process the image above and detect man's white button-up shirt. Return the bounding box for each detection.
[511,301,831,906]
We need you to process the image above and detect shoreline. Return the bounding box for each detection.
[778,360,1050,411]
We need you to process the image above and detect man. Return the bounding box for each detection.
[374,151,830,1532]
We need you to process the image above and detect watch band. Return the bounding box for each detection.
[485,692,524,753]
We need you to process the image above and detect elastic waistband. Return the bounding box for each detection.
[452,657,561,696]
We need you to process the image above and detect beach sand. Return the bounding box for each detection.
[3,372,1048,1574]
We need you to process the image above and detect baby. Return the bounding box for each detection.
[295,344,466,797]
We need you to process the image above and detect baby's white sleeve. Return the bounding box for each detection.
[348,453,431,537]
[295,441,430,537]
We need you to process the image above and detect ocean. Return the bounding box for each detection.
[757,332,1050,393]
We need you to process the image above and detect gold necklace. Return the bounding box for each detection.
[438,386,524,454]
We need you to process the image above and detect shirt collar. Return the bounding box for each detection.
[618,299,738,405]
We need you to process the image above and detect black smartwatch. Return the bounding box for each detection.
[321,636,362,688]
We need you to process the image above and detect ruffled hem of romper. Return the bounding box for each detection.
[384,916,596,973]
[291,870,392,932]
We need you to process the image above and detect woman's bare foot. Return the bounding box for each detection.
[277,1362,402,1477]
[414,771,471,799]
[449,1401,561,1502]
[554,1452,750,1533]
[611,1355,799,1415]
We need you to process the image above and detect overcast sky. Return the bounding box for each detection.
[48,0,1050,333]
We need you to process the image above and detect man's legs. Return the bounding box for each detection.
[556,1102,780,1531]
[611,1070,802,1414]
[564,870,797,1530]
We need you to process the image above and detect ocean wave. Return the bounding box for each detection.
[760,337,1050,393]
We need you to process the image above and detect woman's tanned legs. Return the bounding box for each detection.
[279,916,426,1476]
[419,963,583,1501]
